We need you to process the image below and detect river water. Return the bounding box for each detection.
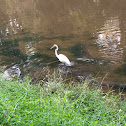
[0,0,126,90]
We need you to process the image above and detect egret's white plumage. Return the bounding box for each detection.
[51,44,71,66]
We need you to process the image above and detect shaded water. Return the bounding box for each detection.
[0,0,126,90]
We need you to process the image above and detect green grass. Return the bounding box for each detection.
[0,74,126,126]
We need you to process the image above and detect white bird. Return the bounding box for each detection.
[50,44,71,66]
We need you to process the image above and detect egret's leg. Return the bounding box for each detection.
[64,65,68,72]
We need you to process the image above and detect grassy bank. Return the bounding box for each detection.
[0,74,126,126]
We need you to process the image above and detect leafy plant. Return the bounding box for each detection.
[0,73,125,126]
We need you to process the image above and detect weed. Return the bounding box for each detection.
[0,73,125,126]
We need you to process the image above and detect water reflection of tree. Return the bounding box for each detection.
[0,0,99,36]
[96,16,123,62]
[0,0,126,68]
[0,0,126,36]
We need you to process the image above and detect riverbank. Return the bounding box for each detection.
[0,73,126,126]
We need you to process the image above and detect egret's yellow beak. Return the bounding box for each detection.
[50,45,54,49]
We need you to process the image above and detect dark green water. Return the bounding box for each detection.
[0,0,126,90]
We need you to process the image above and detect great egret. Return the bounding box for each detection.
[50,44,71,66]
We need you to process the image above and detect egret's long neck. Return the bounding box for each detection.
[55,48,59,58]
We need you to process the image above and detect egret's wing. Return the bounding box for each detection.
[58,54,71,66]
